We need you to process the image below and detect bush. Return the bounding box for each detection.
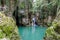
[0,12,20,40]
[44,11,60,40]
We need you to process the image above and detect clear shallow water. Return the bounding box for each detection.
[18,26,47,40]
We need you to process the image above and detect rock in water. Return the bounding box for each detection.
[0,12,20,40]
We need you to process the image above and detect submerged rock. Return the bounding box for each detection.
[0,12,20,40]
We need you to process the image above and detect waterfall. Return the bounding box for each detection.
[32,25,35,33]
[32,22,36,33]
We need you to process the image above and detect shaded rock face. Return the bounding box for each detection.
[54,26,60,34]
[44,10,60,40]
[0,12,20,40]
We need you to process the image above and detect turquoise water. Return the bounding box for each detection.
[18,26,47,40]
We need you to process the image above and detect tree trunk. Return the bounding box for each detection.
[25,0,29,25]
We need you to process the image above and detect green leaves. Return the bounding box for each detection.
[0,30,5,38]
[0,12,20,40]
[45,13,60,40]
[19,2,25,9]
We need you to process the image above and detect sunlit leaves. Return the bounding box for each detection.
[0,12,20,40]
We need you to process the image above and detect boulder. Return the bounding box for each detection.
[44,10,60,40]
[0,12,20,40]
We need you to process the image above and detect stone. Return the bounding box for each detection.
[0,12,20,40]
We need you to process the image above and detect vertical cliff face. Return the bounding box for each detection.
[0,12,20,40]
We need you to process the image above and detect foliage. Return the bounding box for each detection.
[19,2,25,9]
[45,21,60,40]
[0,12,20,40]
[45,9,60,40]
[44,0,60,39]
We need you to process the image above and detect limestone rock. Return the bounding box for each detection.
[44,10,60,40]
[0,12,20,40]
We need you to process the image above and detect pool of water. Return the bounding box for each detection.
[18,26,47,40]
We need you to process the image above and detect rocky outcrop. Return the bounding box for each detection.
[0,12,20,40]
[44,10,60,40]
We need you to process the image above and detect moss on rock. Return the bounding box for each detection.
[44,10,60,40]
[45,21,60,40]
[0,12,20,40]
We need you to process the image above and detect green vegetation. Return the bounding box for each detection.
[43,0,60,40]
[0,12,20,40]
[0,0,60,40]
[45,10,60,40]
